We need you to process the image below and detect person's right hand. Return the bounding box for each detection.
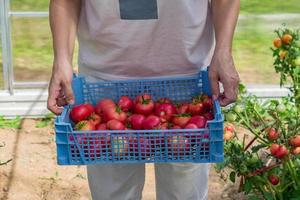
[47,61,74,115]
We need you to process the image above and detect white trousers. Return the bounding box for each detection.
[87,163,209,200]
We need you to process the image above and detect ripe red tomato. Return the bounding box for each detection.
[188,116,207,128]
[155,98,173,109]
[103,106,127,123]
[266,127,280,141]
[168,135,190,155]
[172,114,191,128]
[200,94,214,112]
[157,122,169,130]
[268,174,279,185]
[270,143,280,156]
[95,98,115,115]
[74,120,95,131]
[292,147,300,155]
[188,101,205,116]
[88,113,102,126]
[203,112,214,120]
[106,119,125,130]
[224,131,234,141]
[135,93,152,103]
[273,37,282,48]
[175,102,189,114]
[155,103,177,121]
[96,123,107,130]
[282,34,293,44]
[84,135,111,157]
[134,94,155,116]
[289,135,300,147]
[185,123,198,129]
[130,114,145,130]
[118,96,133,112]
[142,115,160,130]
[270,144,289,159]
[172,125,182,129]
[224,124,234,133]
[84,103,95,114]
[70,104,93,123]
[129,137,152,157]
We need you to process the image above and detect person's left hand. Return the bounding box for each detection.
[209,50,240,106]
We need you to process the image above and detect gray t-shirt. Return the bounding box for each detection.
[78,0,215,80]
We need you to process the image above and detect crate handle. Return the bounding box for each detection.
[56,105,70,123]
[213,100,223,121]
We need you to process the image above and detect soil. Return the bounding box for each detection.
[0,119,246,200]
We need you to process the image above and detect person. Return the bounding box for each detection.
[47,0,240,199]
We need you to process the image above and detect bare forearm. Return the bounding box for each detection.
[49,0,81,64]
[212,0,240,52]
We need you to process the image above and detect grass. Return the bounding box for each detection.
[11,17,53,71]
[0,116,22,129]
[240,0,300,14]
[35,113,54,128]
[11,0,49,11]
[1,0,300,88]
[233,18,300,83]
[233,20,277,83]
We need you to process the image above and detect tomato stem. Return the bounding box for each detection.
[244,136,258,151]
[248,162,282,177]
[238,175,244,192]
[286,159,300,188]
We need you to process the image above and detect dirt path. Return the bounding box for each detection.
[0,119,244,200]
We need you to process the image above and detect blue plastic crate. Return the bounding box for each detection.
[55,70,224,165]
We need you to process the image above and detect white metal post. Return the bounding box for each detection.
[0,0,14,94]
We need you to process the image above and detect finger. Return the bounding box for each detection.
[219,84,238,106]
[47,96,63,115]
[47,80,64,115]
[63,82,75,105]
[56,97,68,107]
[209,70,220,100]
[219,97,235,107]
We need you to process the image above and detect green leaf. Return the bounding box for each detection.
[35,114,54,128]
[251,144,267,153]
[215,156,231,171]
[238,83,247,94]
[263,192,273,200]
[36,120,49,128]
[0,116,22,129]
[229,171,236,183]
[248,195,261,200]
[289,189,300,199]
[244,179,253,194]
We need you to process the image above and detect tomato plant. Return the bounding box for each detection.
[216,28,300,200]
[272,28,300,110]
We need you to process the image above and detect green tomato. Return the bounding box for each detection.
[247,156,259,165]
[276,104,286,113]
[225,112,237,122]
[293,57,300,66]
[234,104,244,113]
[239,165,248,174]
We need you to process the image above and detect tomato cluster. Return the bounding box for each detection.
[266,127,300,158]
[70,94,214,131]
[68,94,214,157]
